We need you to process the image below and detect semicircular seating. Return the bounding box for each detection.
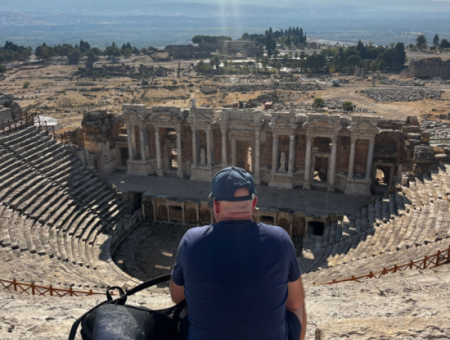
[300,163,450,285]
[0,126,139,289]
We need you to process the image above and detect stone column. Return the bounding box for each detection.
[152,200,157,222]
[155,128,163,177]
[176,128,183,178]
[303,135,312,190]
[143,126,150,160]
[271,133,279,176]
[139,125,146,161]
[365,140,375,181]
[191,127,198,167]
[167,205,171,223]
[254,130,261,184]
[130,125,137,159]
[126,123,134,161]
[206,130,212,167]
[221,128,227,167]
[231,138,237,167]
[328,137,337,192]
[347,138,356,181]
[288,134,295,175]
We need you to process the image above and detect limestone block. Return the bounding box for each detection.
[413,145,435,165]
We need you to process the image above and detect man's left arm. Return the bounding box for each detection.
[170,279,185,304]
[170,233,187,304]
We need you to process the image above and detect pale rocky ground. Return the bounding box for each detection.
[2,263,450,339]
[1,53,450,134]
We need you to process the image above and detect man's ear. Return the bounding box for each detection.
[213,200,220,215]
[252,197,258,210]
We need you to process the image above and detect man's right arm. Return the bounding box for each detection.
[286,276,307,340]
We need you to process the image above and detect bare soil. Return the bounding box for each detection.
[1,54,450,132]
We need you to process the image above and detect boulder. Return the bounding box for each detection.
[414,145,435,165]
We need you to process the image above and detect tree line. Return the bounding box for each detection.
[0,41,32,63]
[34,40,149,64]
[240,27,307,58]
[414,34,450,50]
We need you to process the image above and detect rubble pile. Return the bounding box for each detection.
[294,98,377,114]
[379,78,425,86]
[248,92,280,106]
[421,119,450,145]
[219,82,323,93]
[200,87,218,95]
[361,88,443,102]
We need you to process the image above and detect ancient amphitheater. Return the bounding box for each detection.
[1,98,450,339]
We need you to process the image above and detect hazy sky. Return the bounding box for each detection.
[3,0,450,12]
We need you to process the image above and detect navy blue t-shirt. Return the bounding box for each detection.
[171,220,301,340]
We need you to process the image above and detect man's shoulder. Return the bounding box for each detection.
[257,222,289,239]
[182,225,213,241]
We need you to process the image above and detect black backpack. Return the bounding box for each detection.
[68,274,186,340]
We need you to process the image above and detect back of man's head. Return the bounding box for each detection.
[209,167,258,222]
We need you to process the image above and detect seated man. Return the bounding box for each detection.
[170,166,306,340]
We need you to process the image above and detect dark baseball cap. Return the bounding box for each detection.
[209,166,256,202]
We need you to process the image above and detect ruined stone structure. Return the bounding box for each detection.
[165,44,212,59]
[402,57,450,79]
[0,93,21,123]
[112,104,429,237]
[71,110,122,175]
[121,104,417,193]
[81,63,169,78]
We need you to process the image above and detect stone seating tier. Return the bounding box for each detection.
[0,127,134,289]
[301,163,450,284]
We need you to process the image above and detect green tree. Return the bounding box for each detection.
[23,82,30,88]
[68,48,82,64]
[124,48,132,57]
[0,65,6,75]
[261,56,269,70]
[394,42,406,68]
[132,47,140,55]
[273,49,280,60]
[416,34,428,50]
[433,34,440,48]
[342,101,354,112]
[113,50,122,60]
[87,52,96,62]
[441,39,450,49]
[275,60,282,73]
[313,97,325,109]
[91,47,101,57]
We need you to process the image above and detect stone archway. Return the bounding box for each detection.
[157,205,168,221]
[199,208,211,225]
[186,208,197,224]
[279,218,290,234]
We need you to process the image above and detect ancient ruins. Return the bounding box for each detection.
[1,45,450,339]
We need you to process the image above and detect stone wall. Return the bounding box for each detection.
[335,136,351,173]
[402,58,450,79]
[354,139,369,174]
